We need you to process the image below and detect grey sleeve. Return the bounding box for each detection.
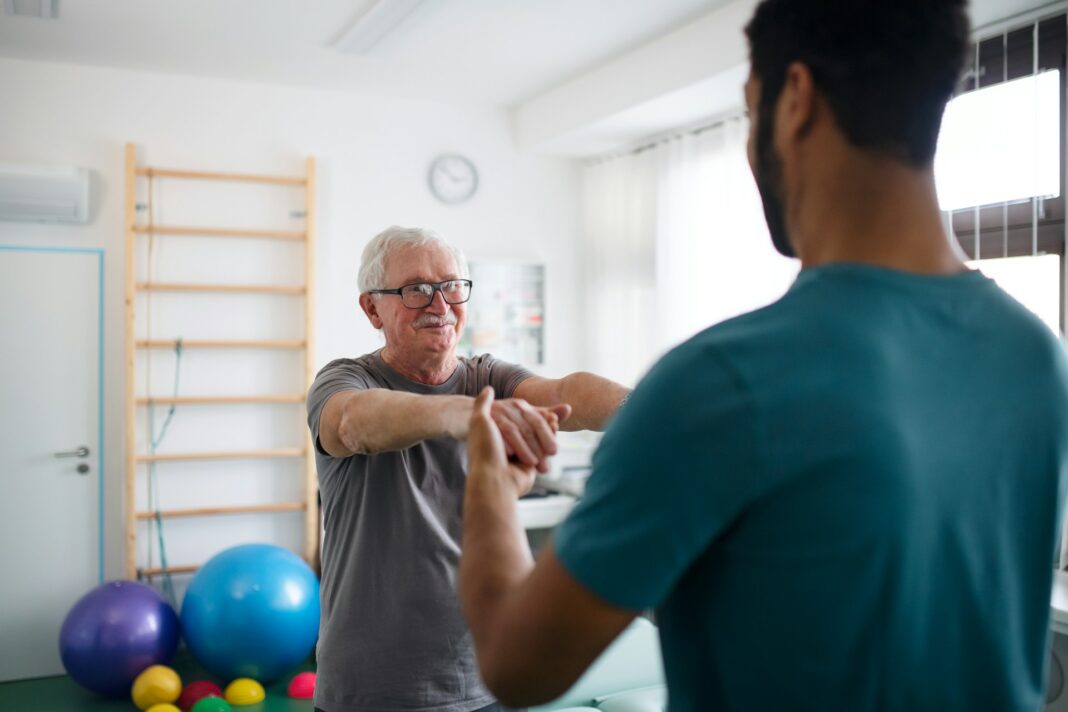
[470,353,536,398]
[307,360,374,457]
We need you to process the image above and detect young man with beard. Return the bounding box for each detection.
[457,1,1068,709]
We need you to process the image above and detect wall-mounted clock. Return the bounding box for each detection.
[428,154,478,205]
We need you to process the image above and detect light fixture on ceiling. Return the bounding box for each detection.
[333,0,431,55]
[3,0,58,19]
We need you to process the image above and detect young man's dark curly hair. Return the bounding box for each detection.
[745,0,971,167]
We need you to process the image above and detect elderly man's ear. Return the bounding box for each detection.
[359,293,384,329]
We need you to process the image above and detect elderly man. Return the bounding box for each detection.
[459,1,1068,710]
[306,225,629,712]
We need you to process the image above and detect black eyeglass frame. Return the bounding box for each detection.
[368,279,473,309]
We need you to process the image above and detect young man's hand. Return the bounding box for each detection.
[468,387,553,496]
[488,395,571,474]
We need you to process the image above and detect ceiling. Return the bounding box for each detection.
[0,0,728,108]
[0,0,1052,157]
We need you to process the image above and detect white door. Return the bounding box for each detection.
[0,246,103,682]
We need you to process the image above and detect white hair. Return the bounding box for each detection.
[357,226,469,293]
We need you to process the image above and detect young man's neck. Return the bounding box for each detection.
[791,152,967,274]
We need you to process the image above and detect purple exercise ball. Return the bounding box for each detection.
[58,580,180,697]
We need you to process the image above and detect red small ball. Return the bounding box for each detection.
[177,680,224,711]
[287,672,316,700]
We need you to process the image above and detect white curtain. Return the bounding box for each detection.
[581,115,799,386]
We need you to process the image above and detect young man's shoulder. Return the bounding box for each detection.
[668,292,806,374]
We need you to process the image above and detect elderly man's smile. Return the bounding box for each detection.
[415,317,457,331]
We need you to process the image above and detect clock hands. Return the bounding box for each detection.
[429,155,477,203]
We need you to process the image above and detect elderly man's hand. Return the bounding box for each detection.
[488,396,571,474]
[469,387,541,496]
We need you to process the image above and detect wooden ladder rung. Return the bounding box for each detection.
[124,145,320,582]
[137,448,305,463]
[135,501,306,520]
[136,282,306,295]
[140,564,199,577]
[133,225,305,241]
[137,394,306,405]
[136,166,305,186]
[136,339,306,349]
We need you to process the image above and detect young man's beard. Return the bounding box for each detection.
[754,101,795,259]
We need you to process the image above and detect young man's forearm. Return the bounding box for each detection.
[459,466,534,694]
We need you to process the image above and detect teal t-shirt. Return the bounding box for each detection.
[554,263,1068,711]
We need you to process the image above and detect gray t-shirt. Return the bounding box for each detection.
[307,350,534,712]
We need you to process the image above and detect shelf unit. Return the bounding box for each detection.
[123,143,318,580]
[460,260,545,365]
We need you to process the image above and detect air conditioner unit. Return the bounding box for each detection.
[0,164,90,224]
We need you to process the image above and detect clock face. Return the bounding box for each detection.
[428,154,478,204]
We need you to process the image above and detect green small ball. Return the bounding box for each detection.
[190,697,233,712]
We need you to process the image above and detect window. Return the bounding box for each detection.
[941,14,1066,262]
[970,254,1062,334]
[935,70,1060,211]
[937,13,1067,334]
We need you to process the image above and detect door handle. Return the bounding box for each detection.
[54,446,90,458]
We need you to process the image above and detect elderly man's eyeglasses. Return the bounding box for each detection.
[369,279,473,309]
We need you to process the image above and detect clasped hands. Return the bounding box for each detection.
[470,387,571,495]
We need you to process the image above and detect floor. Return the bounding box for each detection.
[0,651,316,712]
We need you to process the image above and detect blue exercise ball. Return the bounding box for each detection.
[59,580,180,697]
[181,543,319,682]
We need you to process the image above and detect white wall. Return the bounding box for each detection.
[514,0,758,155]
[0,57,583,582]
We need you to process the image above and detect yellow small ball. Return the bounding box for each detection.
[131,665,182,710]
[224,678,265,706]
[146,705,182,712]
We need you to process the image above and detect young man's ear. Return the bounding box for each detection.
[777,61,818,148]
[359,293,384,330]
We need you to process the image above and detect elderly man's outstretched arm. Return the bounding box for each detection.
[514,372,630,432]
[318,388,570,472]
[319,369,629,469]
